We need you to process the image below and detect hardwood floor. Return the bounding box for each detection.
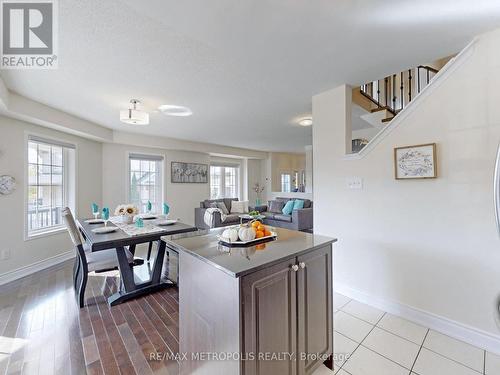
[0,259,180,375]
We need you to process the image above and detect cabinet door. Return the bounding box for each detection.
[242,258,298,375]
[297,245,333,375]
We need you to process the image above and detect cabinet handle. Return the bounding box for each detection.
[299,262,306,269]
[291,264,299,272]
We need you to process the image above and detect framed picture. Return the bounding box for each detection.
[171,162,208,183]
[394,143,437,180]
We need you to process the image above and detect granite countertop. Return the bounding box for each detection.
[162,227,336,278]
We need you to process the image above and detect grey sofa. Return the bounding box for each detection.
[255,197,313,231]
[195,198,241,229]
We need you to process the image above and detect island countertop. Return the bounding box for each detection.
[162,227,337,278]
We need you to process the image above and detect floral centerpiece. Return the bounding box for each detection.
[252,183,265,206]
[114,204,138,224]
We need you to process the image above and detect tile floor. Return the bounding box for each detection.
[313,292,500,375]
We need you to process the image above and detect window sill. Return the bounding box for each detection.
[25,226,67,241]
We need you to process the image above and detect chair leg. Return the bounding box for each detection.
[73,257,80,291]
[77,269,88,308]
[147,241,153,261]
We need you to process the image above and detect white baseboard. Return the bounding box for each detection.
[335,282,500,355]
[0,250,75,286]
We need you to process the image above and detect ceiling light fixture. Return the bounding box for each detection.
[158,104,193,117]
[298,117,313,126]
[120,99,149,125]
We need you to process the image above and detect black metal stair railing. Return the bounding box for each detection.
[360,65,439,121]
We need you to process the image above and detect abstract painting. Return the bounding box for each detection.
[171,162,208,183]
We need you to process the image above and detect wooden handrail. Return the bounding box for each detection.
[417,65,439,74]
[359,64,440,122]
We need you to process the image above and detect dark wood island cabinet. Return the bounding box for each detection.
[163,227,336,375]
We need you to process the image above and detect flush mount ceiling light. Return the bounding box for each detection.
[120,99,149,125]
[158,104,193,117]
[298,117,313,126]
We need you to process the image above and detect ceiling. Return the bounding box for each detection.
[2,0,500,152]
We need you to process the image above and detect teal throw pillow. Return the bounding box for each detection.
[282,200,294,215]
[293,199,304,210]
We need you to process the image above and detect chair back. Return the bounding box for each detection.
[62,207,82,247]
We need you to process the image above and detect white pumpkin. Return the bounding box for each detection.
[238,226,256,242]
[222,227,239,242]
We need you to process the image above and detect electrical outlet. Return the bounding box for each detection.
[347,177,363,190]
[1,249,10,260]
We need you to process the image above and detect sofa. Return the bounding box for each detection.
[255,197,313,231]
[194,198,241,229]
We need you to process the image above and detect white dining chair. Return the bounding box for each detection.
[62,207,135,307]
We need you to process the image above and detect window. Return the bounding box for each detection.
[281,173,291,192]
[129,154,163,213]
[27,136,75,237]
[210,165,239,199]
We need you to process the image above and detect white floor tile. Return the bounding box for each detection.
[485,351,500,374]
[334,332,359,367]
[343,345,408,375]
[341,300,385,324]
[413,348,479,375]
[362,327,420,369]
[334,311,374,343]
[377,314,428,345]
[336,370,351,375]
[423,330,484,372]
[334,292,352,311]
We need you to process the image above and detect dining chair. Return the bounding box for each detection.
[62,207,135,307]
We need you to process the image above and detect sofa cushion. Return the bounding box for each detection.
[269,200,285,213]
[203,199,222,208]
[223,198,238,212]
[224,214,240,223]
[231,200,249,213]
[303,199,312,208]
[293,199,304,210]
[216,201,229,214]
[282,200,294,215]
[274,214,293,223]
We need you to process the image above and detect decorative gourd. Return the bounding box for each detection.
[238,225,256,242]
[222,227,239,242]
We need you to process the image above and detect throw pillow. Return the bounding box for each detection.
[216,201,229,215]
[282,200,294,215]
[269,200,285,213]
[293,199,304,210]
[209,202,218,209]
[230,200,249,214]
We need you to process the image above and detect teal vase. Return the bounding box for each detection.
[255,198,261,206]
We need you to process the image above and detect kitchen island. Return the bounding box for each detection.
[163,227,337,375]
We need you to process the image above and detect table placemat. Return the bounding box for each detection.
[110,216,165,236]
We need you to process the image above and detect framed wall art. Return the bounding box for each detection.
[171,162,208,183]
[394,143,437,180]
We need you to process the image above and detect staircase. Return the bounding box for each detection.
[357,65,440,124]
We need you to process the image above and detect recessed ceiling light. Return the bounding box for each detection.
[120,99,149,125]
[298,117,313,126]
[158,105,193,117]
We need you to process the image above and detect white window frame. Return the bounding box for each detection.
[210,164,240,199]
[127,153,165,214]
[281,173,291,193]
[25,134,77,240]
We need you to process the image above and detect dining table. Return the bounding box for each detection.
[77,216,197,306]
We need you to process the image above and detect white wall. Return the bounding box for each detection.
[0,116,102,276]
[313,29,500,348]
[305,145,313,194]
[102,143,210,226]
